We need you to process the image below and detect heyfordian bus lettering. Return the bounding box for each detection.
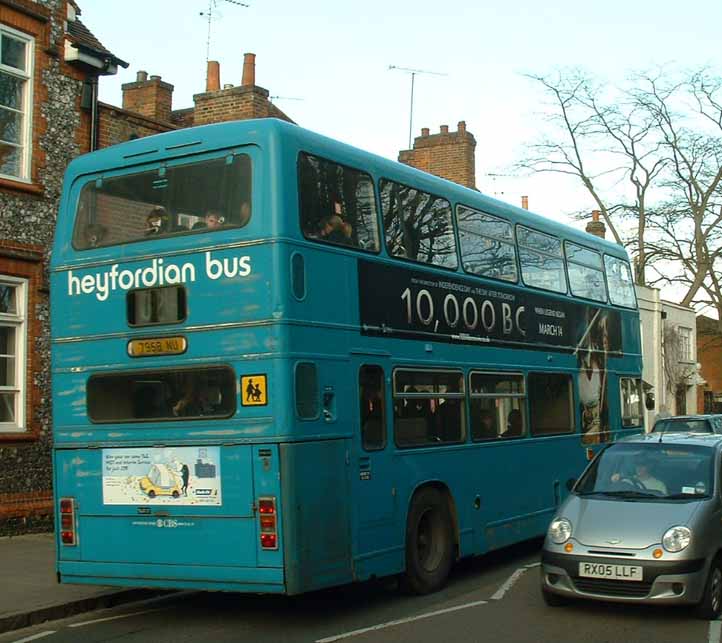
[66,252,252,301]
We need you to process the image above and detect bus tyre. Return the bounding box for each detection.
[402,487,454,595]
[696,557,722,620]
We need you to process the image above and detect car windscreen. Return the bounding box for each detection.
[576,443,714,499]
[73,153,252,250]
[653,418,712,433]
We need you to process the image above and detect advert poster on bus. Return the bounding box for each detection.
[357,259,622,353]
[102,446,222,506]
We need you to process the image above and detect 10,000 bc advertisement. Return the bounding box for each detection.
[358,259,621,353]
[358,259,623,444]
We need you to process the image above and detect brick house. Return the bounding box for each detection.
[697,315,722,414]
[398,122,477,189]
[0,0,125,534]
[96,55,295,148]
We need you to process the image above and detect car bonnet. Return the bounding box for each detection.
[560,494,703,550]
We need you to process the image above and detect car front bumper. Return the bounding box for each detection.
[541,550,708,605]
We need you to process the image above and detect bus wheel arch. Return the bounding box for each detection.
[402,483,457,594]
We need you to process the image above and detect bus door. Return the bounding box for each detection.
[353,362,398,574]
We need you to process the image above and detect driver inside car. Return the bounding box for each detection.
[611,459,667,494]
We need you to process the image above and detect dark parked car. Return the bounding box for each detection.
[652,415,722,434]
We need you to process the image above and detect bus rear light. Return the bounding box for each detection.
[258,498,275,514]
[258,497,278,550]
[59,498,77,546]
[261,533,277,549]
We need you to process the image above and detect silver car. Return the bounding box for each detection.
[541,433,722,619]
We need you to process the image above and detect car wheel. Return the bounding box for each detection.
[401,487,454,595]
[148,490,156,499]
[541,586,570,607]
[172,490,180,498]
[696,558,722,620]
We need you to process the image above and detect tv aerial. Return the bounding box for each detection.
[389,65,447,148]
[199,0,250,64]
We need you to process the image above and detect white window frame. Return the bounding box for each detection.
[0,275,27,432]
[678,326,693,362]
[0,24,34,182]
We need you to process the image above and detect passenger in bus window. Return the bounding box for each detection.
[477,408,496,439]
[145,206,171,235]
[172,379,216,417]
[192,210,224,231]
[83,223,106,248]
[238,202,251,227]
[360,381,383,449]
[311,201,353,245]
[506,409,523,436]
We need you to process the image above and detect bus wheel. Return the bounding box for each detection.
[402,487,454,594]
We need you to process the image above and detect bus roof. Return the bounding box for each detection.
[61,118,627,259]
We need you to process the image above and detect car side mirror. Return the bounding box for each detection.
[645,392,655,411]
[566,478,576,492]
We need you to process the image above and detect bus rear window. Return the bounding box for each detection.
[87,367,236,422]
[73,153,252,250]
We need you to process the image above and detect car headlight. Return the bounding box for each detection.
[662,526,692,552]
[548,518,573,544]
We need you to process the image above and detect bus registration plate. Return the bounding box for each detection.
[128,336,187,357]
[578,562,643,581]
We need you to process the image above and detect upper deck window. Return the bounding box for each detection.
[73,153,252,250]
[381,180,458,269]
[604,255,637,308]
[517,226,566,294]
[565,241,607,302]
[299,153,380,251]
[456,205,517,282]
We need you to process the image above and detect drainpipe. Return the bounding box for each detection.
[90,75,99,151]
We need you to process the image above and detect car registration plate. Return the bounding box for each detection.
[128,336,187,357]
[579,562,643,581]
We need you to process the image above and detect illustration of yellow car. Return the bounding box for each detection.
[139,463,182,499]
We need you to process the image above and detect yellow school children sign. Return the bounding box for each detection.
[241,375,267,406]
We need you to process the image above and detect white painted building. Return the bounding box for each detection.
[636,285,701,430]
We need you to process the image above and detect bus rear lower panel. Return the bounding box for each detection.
[279,439,354,595]
[54,443,285,593]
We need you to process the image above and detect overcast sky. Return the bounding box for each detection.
[80,0,722,233]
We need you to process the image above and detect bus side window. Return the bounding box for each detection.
[298,152,380,252]
[469,371,525,441]
[393,369,464,447]
[528,372,574,437]
[359,365,385,450]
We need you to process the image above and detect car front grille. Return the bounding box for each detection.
[572,578,652,598]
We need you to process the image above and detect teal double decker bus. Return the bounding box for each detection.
[51,118,644,595]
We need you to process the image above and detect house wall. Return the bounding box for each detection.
[0,0,98,535]
[697,316,722,413]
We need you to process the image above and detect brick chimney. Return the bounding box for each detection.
[192,52,295,126]
[398,120,477,189]
[242,53,256,86]
[586,209,606,239]
[521,195,529,210]
[206,61,220,92]
[122,71,174,123]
